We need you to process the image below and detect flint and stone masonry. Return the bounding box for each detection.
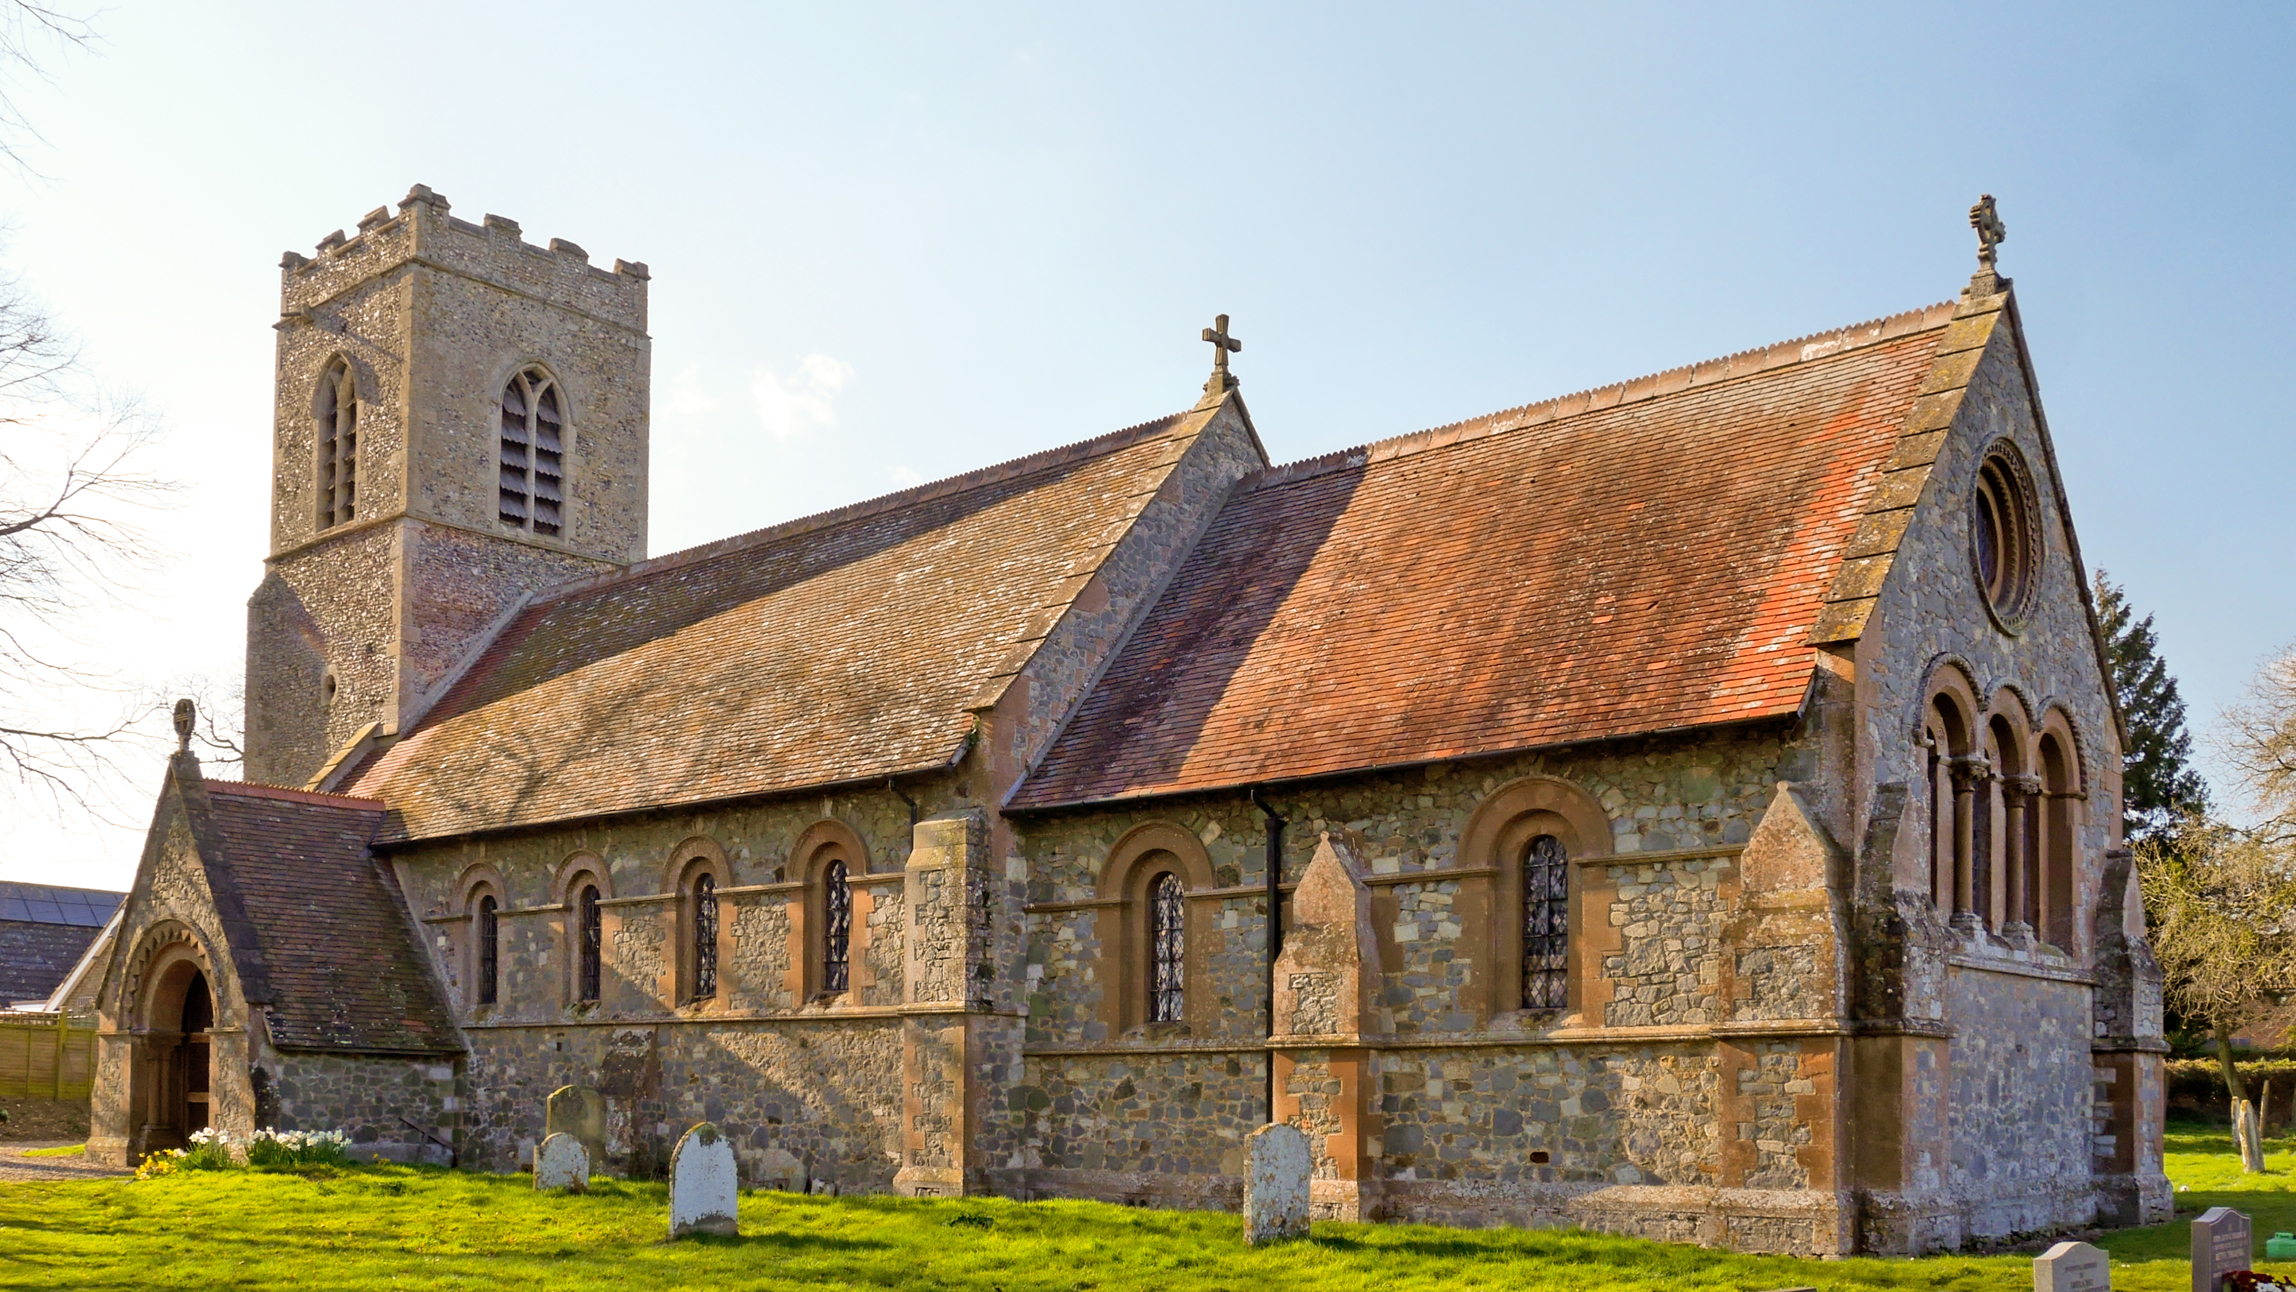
[88,191,2168,1257]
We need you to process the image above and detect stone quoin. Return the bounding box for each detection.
[82,187,2168,1256]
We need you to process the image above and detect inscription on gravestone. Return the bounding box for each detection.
[2194,1206,2253,1292]
[2035,1240,2110,1292]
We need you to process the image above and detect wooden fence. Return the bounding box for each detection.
[0,1011,97,1100]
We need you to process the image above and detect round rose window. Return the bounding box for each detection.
[1971,443,2040,625]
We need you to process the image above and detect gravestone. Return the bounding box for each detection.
[755,1147,806,1193]
[546,1085,608,1178]
[533,1132,589,1193]
[1243,1122,1310,1245]
[669,1122,740,1238]
[2194,1206,2253,1292]
[2035,1240,2110,1292]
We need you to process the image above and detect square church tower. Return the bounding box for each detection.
[245,185,652,788]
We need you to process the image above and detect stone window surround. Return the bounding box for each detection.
[452,863,508,1014]
[663,837,731,1010]
[1916,659,2089,952]
[312,353,360,532]
[1970,437,2044,632]
[1092,822,1218,1036]
[784,820,876,1004]
[550,852,614,1009]
[1456,775,1612,1026]
[490,355,577,545]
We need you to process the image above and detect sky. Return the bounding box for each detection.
[2,2,2291,889]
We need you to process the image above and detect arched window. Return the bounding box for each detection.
[499,367,566,538]
[316,359,357,529]
[822,860,852,995]
[690,874,718,1003]
[477,894,499,1006]
[1148,872,1185,1023]
[1521,835,1569,1011]
[577,884,601,1004]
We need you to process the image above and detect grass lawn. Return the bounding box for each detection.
[0,1123,2290,1291]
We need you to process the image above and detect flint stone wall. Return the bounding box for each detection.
[263,1051,457,1165]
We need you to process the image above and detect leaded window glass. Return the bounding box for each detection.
[477,894,499,1006]
[692,874,718,1002]
[1522,835,1569,1012]
[823,860,852,995]
[500,368,565,537]
[1149,872,1185,1024]
[577,884,602,1004]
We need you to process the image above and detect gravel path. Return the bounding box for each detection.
[0,1140,127,1183]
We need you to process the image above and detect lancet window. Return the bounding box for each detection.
[317,359,357,529]
[823,860,852,995]
[477,894,499,1006]
[499,368,566,537]
[577,883,602,1004]
[1148,872,1185,1023]
[1521,835,1569,1012]
[691,874,718,1003]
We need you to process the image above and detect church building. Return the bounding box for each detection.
[86,185,2169,1255]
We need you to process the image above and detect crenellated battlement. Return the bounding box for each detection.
[278,184,648,333]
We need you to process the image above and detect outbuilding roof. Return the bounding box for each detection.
[1009,303,1956,809]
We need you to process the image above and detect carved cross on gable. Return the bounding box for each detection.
[1202,313,1241,394]
[1970,194,2007,270]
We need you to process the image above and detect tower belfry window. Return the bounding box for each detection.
[500,368,566,538]
[317,360,357,529]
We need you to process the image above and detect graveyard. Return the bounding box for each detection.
[0,1120,2286,1291]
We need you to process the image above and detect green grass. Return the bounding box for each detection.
[0,1124,2287,1291]
[17,1143,84,1158]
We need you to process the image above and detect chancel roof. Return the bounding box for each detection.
[190,779,458,1054]
[351,412,1208,843]
[1009,304,1957,809]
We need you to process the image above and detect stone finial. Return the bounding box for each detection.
[548,238,588,262]
[1969,193,2006,271]
[315,229,347,254]
[357,206,392,234]
[1202,313,1241,396]
[172,698,195,755]
[399,183,450,213]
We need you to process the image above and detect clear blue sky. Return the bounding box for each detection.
[5,2,2291,887]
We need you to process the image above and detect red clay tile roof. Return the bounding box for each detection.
[192,778,459,1054]
[352,414,1203,842]
[1009,305,1955,810]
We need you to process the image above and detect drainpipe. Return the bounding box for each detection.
[886,778,920,829]
[1250,787,1286,1126]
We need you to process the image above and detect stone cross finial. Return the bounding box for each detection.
[1969,194,2007,270]
[172,698,195,755]
[1201,314,1241,395]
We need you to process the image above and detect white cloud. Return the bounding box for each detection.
[665,361,719,418]
[751,353,854,440]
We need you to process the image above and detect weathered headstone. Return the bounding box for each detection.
[533,1132,589,1193]
[669,1122,740,1238]
[2194,1206,2253,1292]
[545,1085,608,1178]
[1244,1122,1310,1245]
[2035,1240,2111,1292]
[754,1147,806,1193]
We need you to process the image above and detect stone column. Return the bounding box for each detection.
[2002,774,2041,940]
[1948,758,1985,931]
[895,810,991,1198]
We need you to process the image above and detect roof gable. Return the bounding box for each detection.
[1011,304,1956,809]
[353,409,1211,841]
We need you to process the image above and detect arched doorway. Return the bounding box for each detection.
[136,957,215,1152]
[178,971,212,1137]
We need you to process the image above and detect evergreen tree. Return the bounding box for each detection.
[2095,570,2211,842]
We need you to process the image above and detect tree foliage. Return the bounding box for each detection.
[2139,817,2296,1100]
[2095,570,2211,843]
